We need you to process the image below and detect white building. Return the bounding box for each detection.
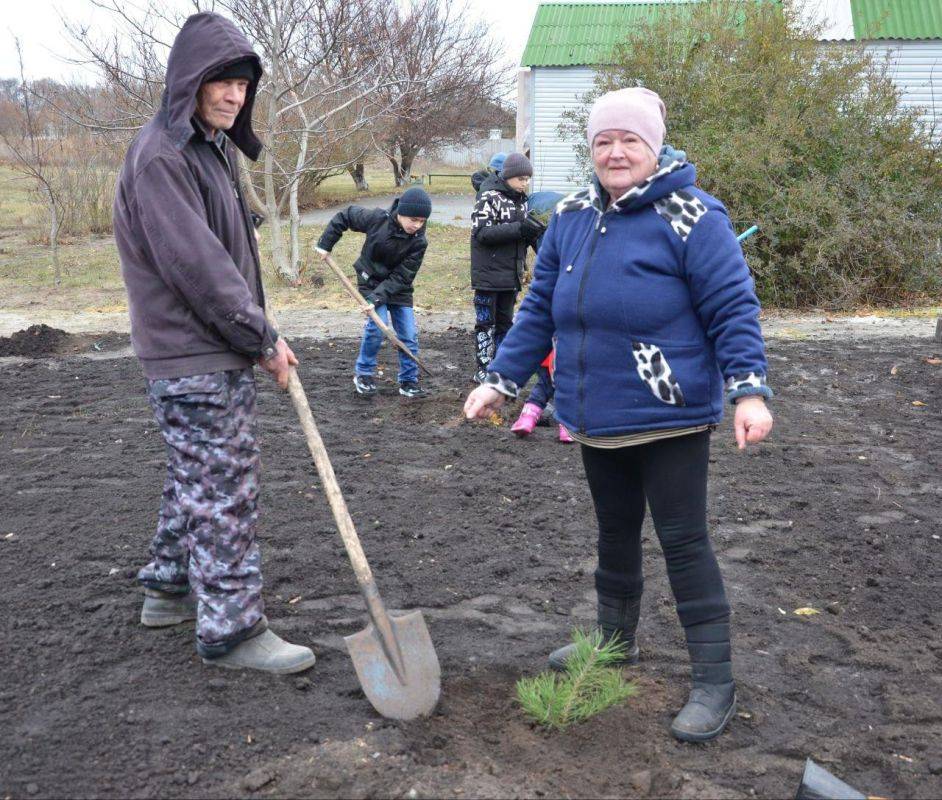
[517,0,942,192]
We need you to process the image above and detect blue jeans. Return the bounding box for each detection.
[355,304,420,384]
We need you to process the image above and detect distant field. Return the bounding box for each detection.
[0,165,475,315]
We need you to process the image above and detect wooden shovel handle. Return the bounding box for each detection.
[264,306,373,588]
[321,253,435,377]
[264,305,405,678]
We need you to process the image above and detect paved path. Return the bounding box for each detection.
[0,309,937,342]
[300,192,474,229]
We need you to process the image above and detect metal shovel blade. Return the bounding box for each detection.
[344,610,441,720]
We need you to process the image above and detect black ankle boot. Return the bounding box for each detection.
[548,592,642,671]
[670,621,736,742]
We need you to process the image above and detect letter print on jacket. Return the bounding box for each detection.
[632,342,686,406]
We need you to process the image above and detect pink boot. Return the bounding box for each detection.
[558,424,575,443]
[511,402,542,437]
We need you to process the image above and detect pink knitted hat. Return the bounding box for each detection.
[586,87,667,155]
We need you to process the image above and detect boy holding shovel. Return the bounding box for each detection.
[315,187,432,398]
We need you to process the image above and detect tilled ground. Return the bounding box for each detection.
[1,329,941,799]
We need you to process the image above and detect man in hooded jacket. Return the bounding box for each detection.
[113,12,315,674]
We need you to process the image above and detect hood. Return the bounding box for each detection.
[161,12,263,160]
[590,159,697,214]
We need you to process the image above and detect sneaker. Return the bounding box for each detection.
[558,424,575,443]
[511,402,542,437]
[399,381,430,398]
[353,374,377,397]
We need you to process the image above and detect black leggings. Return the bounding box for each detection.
[580,431,730,628]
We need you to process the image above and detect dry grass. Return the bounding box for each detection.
[0,165,474,315]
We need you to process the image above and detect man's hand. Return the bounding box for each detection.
[362,302,376,317]
[314,246,329,261]
[260,338,298,390]
[733,395,773,450]
[464,385,506,419]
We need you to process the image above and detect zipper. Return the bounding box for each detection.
[576,212,606,434]
[210,138,267,308]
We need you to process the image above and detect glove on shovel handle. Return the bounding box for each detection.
[320,253,435,377]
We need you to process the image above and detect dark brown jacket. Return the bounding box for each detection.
[113,12,277,379]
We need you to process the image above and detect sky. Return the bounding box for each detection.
[1,0,554,82]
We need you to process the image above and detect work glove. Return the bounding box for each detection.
[521,214,547,242]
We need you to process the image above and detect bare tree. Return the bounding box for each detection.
[55,0,414,284]
[372,0,510,186]
[0,41,66,284]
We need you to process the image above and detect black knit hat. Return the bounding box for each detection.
[204,57,257,83]
[500,153,533,180]
[397,187,432,219]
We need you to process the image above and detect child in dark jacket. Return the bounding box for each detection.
[315,187,432,398]
[470,152,507,198]
[469,153,545,384]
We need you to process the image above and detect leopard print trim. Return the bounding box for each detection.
[483,371,519,399]
[725,372,773,405]
[653,190,709,241]
[556,158,688,216]
[632,342,686,407]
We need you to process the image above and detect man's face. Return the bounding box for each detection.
[196,78,249,132]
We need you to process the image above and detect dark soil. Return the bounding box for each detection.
[0,325,127,358]
[2,330,941,799]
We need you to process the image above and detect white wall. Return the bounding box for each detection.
[528,40,941,191]
[531,66,597,193]
[866,40,942,137]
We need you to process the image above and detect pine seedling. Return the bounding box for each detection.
[516,629,639,729]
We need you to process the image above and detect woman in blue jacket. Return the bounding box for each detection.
[464,87,773,742]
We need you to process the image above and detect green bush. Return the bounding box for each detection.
[563,1,942,309]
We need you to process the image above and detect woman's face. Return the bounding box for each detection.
[592,130,658,200]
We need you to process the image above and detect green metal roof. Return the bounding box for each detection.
[522,2,695,67]
[850,0,942,40]
[521,1,942,68]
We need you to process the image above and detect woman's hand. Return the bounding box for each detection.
[464,385,506,420]
[733,396,773,450]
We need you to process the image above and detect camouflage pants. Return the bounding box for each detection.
[138,368,264,654]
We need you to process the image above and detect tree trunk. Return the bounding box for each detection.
[347,162,369,191]
[260,25,298,285]
[43,184,61,286]
[399,145,420,186]
[388,155,407,187]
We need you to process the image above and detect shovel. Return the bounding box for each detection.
[320,252,435,377]
[265,305,441,720]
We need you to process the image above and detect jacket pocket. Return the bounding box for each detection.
[630,342,686,406]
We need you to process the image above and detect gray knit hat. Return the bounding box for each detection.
[500,153,533,180]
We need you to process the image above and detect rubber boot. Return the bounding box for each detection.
[548,592,642,671]
[511,402,542,437]
[140,588,197,627]
[203,621,316,675]
[558,424,574,443]
[670,620,736,742]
